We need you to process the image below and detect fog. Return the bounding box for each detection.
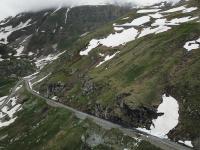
[0,0,181,21]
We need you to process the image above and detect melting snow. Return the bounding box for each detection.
[0,97,21,128]
[28,52,34,56]
[15,85,23,92]
[51,5,62,15]
[163,6,186,13]
[0,19,32,44]
[65,8,71,24]
[184,37,200,51]
[149,13,163,19]
[14,45,24,57]
[35,51,66,69]
[138,26,171,38]
[152,16,198,26]
[163,5,198,14]
[168,16,198,25]
[96,51,120,67]
[137,94,179,138]
[52,96,58,101]
[80,40,99,56]
[182,7,198,13]
[114,27,124,31]
[178,140,193,148]
[119,16,151,26]
[80,28,138,56]
[99,28,138,47]
[137,9,161,13]
[121,17,129,20]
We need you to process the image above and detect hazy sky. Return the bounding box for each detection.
[0,0,181,21]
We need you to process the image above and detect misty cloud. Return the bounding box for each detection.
[0,0,181,21]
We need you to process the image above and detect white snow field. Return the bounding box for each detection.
[80,28,138,56]
[137,94,179,138]
[178,140,194,148]
[80,4,198,67]
[137,9,161,13]
[162,6,186,13]
[120,16,151,26]
[96,51,120,67]
[0,19,32,44]
[35,51,66,69]
[14,45,25,57]
[184,37,200,51]
[0,96,21,128]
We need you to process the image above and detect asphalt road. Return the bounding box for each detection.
[23,78,192,150]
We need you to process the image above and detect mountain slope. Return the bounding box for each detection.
[32,0,200,148]
[0,0,200,149]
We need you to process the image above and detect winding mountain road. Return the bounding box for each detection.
[23,78,192,150]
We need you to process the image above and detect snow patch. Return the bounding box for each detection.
[138,26,171,38]
[114,27,124,31]
[96,51,120,67]
[137,9,161,13]
[152,16,198,26]
[149,13,163,19]
[80,28,138,56]
[178,140,193,148]
[14,45,24,57]
[119,16,151,26]
[163,6,186,13]
[0,19,32,44]
[65,8,71,24]
[52,96,58,101]
[0,96,21,128]
[51,5,62,15]
[35,51,66,69]
[182,7,198,13]
[137,94,179,138]
[28,52,34,56]
[184,37,200,51]
[80,40,99,56]
[15,85,23,92]
[121,17,129,20]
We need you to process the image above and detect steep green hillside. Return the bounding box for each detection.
[0,87,161,150]
[31,0,200,148]
[0,0,200,149]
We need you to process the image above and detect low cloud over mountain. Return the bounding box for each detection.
[0,0,181,21]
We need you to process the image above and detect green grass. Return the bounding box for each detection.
[30,4,200,146]
[0,78,17,97]
[0,88,162,150]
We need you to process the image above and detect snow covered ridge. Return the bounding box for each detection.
[184,37,200,51]
[137,94,179,139]
[0,19,32,44]
[0,96,22,128]
[79,4,199,67]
